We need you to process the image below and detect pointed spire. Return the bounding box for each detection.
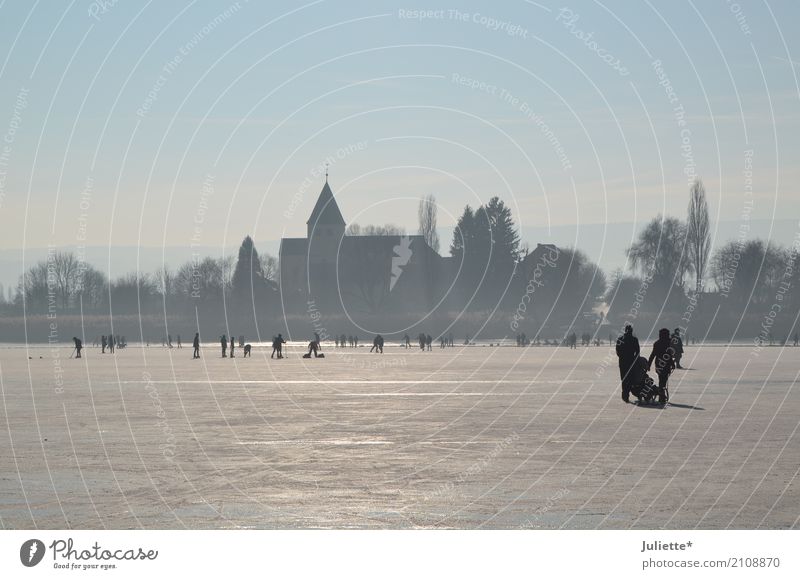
[307,178,345,226]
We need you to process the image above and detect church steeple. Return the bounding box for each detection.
[307,179,345,229]
[307,178,346,250]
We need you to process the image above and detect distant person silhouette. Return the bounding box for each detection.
[101,335,107,353]
[230,335,235,358]
[108,334,115,354]
[192,333,200,359]
[615,324,640,403]
[426,335,433,351]
[306,339,322,358]
[404,334,411,348]
[220,334,227,358]
[243,344,251,357]
[272,334,285,359]
[671,328,684,369]
[648,328,674,405]
[177,335,182,348]
[314,332,321,351]
[418,333,426,351]
[167,334,173,348]
[370,334,384,353]
[72,337,82,358]
[354,335,359,348]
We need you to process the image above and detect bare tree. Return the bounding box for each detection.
[346,223,405,236]
[260,254,278,282]
[154,266,175,298]
[687,179,711,294]
[627,215,691,290]
[53,252,79,309]
[418,194,440,253]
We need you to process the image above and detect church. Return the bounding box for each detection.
[278,179,449,317]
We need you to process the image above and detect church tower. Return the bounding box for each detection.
[306,177,345,268]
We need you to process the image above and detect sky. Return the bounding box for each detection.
[0,0,798,288]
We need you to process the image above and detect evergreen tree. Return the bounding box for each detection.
[450,197,521,305]
[450,205,475,260]
[484,196,520,275]
[232,235,263,299]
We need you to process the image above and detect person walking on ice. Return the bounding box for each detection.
[647,328,674,405]
[72,337,82,358]
[671,328,684,369]
[220,334,227,358]
[192,333,200,359]
[615,324,640,403]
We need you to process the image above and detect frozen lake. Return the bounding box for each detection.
[0,342,797,529]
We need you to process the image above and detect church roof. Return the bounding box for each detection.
[307,181,345,227]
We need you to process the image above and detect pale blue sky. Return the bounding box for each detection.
[0,0,798,284]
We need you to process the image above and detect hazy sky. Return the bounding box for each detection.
[0,0,798,282]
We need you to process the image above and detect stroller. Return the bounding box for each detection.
[628,356,667,405]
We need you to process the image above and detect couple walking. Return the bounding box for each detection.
[616,325,684,404]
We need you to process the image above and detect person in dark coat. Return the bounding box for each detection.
[370,334,384,353]
[230,335,235,358]
[615,324,640,403]
[648,328,674,405]
[101,334,107,353]
[192,333,200,359]
[271,334,286,359]
[670,328,684,369]
[220,334,227,358]
[72,337,82,358]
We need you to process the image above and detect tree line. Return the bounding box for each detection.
[1,236,277,316]
[3,179,798,341]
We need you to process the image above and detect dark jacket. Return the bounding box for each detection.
[670,334,684,354]
[648,338,675,375]
[616,333,640,363]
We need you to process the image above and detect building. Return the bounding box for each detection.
[279,179,446,316]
